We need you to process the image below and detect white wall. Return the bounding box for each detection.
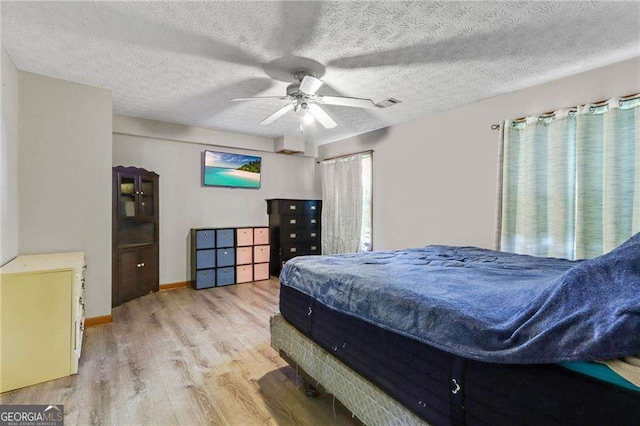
[113,118,319,285]
[318,57,640,251]
[1,48,19,265]
[18,72,113,317]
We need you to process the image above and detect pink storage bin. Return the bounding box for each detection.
[254,263,270,281]
[254,228,269,245]
[236,247,252,265]
[236,265,253,283]
[254,245,270,263]
[237,228,253,246]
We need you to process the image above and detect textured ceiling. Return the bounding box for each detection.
[2,1,639,145]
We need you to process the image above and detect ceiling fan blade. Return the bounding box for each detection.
[307,104,337,129]
[260,103,294,125]
[299,75,323,95]
[317,95,376,109]
[231,96,291,102]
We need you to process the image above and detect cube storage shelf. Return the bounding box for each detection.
[190,227,270,289]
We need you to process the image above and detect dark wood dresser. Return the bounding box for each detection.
[266,199,322,277]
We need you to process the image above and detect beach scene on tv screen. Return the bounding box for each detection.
[204,151,261,188]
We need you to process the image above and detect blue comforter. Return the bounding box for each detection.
[280,233,640,363]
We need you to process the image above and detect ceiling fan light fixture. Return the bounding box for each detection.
[375,98,402,108]
[302,111,315,125]
[232,71,390,130]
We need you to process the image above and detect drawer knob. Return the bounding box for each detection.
[290,233,296,238]
[290,219,296,224]
[311,232,316,237]
[140,262,145,267]
[311,206,316,210]
[290,205,296,210]
[290,248,297,252]
[311,219,317,224]
[311,246,317,250]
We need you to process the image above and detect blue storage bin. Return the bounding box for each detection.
[216,267,235,286]
[217,248,235,267]
[195,269,215,289]
[216,229,234,248]
[196,230,215,249]
[196,249,216,269]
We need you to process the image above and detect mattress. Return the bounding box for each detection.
[280,239,640,364]
[280,283,640,426]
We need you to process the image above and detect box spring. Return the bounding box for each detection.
[279,284,640,426]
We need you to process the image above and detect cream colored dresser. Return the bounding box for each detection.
[0,252,85,392]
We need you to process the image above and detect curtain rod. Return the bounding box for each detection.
[318,149,374,163]
[490,91,640,130]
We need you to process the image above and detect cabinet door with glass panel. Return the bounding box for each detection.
[116,170,158,222]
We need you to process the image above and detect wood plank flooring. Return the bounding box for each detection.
[0,279,358,426]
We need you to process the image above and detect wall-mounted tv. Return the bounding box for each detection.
[202,150,262,189]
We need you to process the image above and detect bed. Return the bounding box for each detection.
[271,234,640,425]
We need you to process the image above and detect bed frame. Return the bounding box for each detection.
[271,314,425,425]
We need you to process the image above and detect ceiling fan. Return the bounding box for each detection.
[231,71,377,129]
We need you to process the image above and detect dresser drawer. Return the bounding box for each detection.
[308,242,321,255]
[236,247,253,265]
[195,269,216,289]
[282,242,321,259]
[281,215,319,229]
[196,230,215,249]
[304,200,321,215]
[217,248,235,267]
[254,245,270,263]
[282,243,303,257]
[216,267,235,286]
[254,263,270,281]
[236,228,253,246]
[281,230,302,244]
[254,227,269,245]
[196,249,216,269]
[282,200,304,214]
[236,265,253,283]
[216,229,235,248]
[281,215,301,229]
[281,229,320,243]
[282,215,319,229]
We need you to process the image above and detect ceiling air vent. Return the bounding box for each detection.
[375,98,402,109]
[275,135,305,155]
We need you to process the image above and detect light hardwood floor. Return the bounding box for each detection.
[0,279,358,426]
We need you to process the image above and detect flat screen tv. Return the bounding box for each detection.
[202,150,262,189]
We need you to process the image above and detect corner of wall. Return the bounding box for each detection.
[1,47,20,265]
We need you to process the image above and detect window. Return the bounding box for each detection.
[500,95,640,259]
[321,151,373,254]
[361,153,373,251]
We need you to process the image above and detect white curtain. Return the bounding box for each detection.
[321,153,364,254]
[500,96,640,259]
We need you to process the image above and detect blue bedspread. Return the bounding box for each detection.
[280,233,640,363]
